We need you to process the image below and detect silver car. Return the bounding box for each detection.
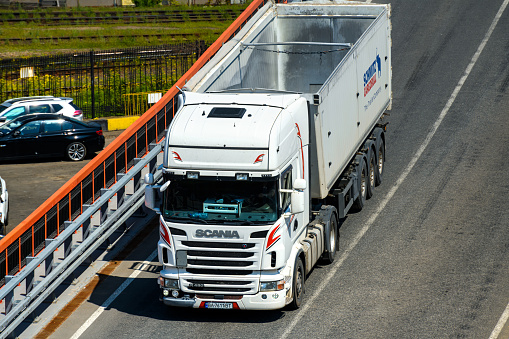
[0,96,83,123]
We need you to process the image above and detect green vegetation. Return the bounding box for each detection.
[0,4,248,58]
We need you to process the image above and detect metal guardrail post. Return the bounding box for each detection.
[44,239,54,277]
[4,276,13,315]
[25,257,36,295]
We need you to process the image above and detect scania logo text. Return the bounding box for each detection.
[195,229,240,239]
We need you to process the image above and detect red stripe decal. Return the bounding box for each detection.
[160,219,171,247]
[295,123,305,179]
[266,224,281,250]
[172,151,182,162]
[254,154,265,164]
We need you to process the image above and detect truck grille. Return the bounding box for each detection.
[187,250,253,258]
[177,239,262,294]
[179,240,260,271]
[181,241,255,249]
[188,259,254,267]
[181,276,257,294]
[186,268,253,275]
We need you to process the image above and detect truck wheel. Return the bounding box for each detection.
[367,148,376,199]
[375,139,385,186]
[321,214,338,264]
[352,159,367,211]
[289,258,305,310]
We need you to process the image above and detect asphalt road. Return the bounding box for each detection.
[44,0,509,338]
[0,129,124,234]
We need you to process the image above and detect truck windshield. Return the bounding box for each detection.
[162,177,279,225]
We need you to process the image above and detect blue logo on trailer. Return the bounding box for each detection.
[363,51,382,97]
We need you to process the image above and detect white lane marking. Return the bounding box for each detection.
[280,0,509,337]
[490,302,509,339]
[70,249,158,339]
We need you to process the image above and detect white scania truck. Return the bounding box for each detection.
[145,0,391,310]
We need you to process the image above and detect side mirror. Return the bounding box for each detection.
[12,130,20,137]
[145,185,161,214]
[144,173,162,213]
[290,191,305,214]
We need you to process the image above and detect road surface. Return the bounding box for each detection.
[40,0,509,338]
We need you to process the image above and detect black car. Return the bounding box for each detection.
[0,114,105,161]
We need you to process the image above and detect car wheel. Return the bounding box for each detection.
[66,142,87,161]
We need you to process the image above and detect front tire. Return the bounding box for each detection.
[289,257,305,310]
[321,214,338,264]
[66,142,87,161]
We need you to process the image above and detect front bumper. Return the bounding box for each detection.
[161,289,288,310]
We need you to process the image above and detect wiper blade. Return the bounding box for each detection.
[217,220,268,226]
[167,217,208,224]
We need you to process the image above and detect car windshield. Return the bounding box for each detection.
[0,120,22,135]
[162,177,279,225]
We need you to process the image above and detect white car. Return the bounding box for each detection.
[0,96,83,123]
[0,176,8,231]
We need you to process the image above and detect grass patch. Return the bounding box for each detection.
[0,4,247,58]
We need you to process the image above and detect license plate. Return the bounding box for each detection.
[205,302,233,309]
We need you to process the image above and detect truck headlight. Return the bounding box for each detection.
[159,277,179,289]
[260,280,285,292]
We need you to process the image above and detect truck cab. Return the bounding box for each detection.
[148,91,311,309]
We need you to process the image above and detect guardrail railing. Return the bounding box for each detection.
[0,0,270,290]
[0,142,162,337]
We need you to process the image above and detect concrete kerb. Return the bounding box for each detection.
[86,116,140,131]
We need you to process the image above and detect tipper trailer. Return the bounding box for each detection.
[145,0,391,310]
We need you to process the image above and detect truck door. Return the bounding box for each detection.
[281,161,305,251]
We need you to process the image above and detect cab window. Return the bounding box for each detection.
[281,167,292,212]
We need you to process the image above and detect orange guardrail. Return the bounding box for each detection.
[0,0,270,286]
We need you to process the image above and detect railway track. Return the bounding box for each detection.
[0,8,244,25]
[0,32,210,43]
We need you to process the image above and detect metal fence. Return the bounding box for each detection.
[0,41,206,119]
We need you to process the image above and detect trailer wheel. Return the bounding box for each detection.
[289,257,305,310]
[375,138,385,186]
[367,148,376,199]
[321,213,338,264]
[352,159,367,211]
